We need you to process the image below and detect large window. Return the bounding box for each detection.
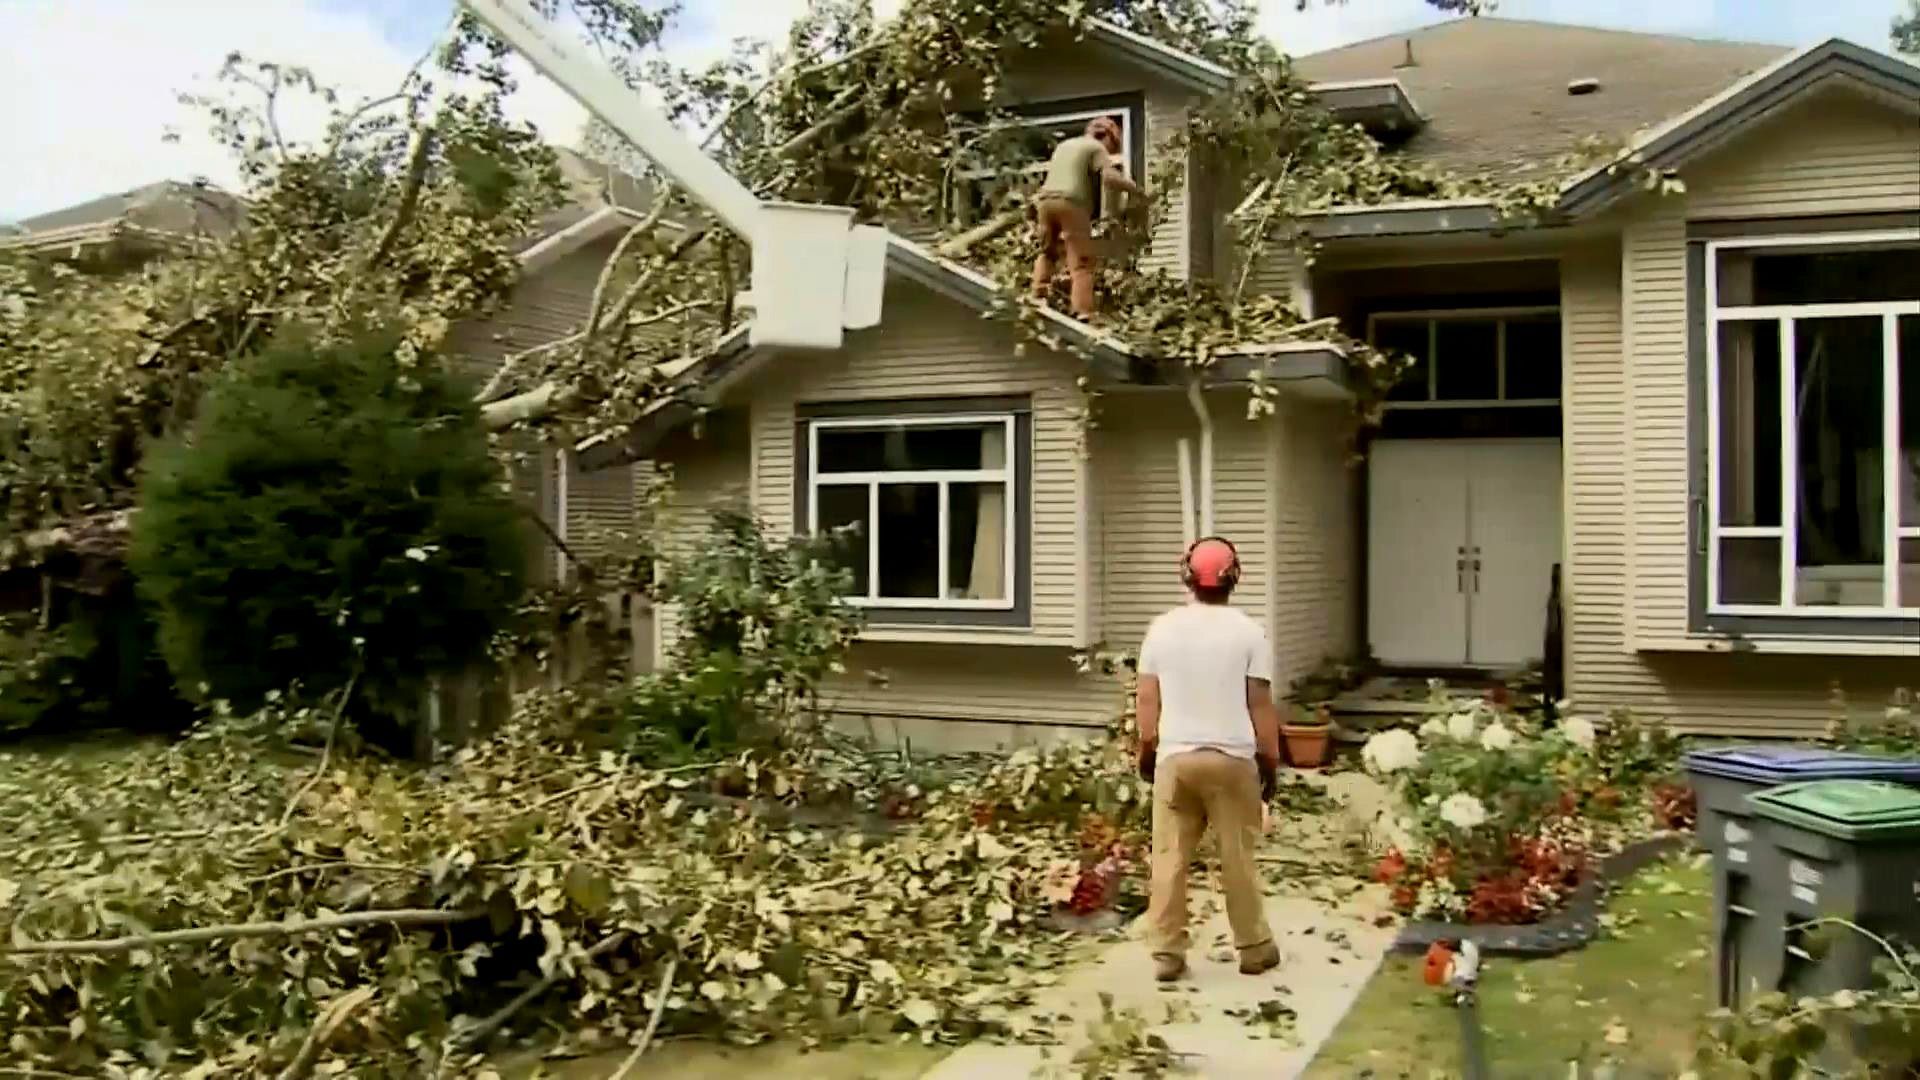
[1704,231,1920,623]
[1371,309,1563,407]
[946,98,1141,228]
[806,412,1020,616]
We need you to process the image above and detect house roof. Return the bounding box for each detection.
[1,180,246,257]
[1291,17,1788,182]
[1082,17,1235,94]
[576,234,1351,469]
[1306,35,1920,237]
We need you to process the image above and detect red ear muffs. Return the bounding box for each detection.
[1181,536,1241,590]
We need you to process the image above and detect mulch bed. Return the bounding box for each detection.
[1388,833,1692,957]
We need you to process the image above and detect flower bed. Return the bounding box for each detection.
[1360,687,1692,925]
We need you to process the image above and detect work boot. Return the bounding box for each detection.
[1238,940,1280,976]
[1152,953,1188,982]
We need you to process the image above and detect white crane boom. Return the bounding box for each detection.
[460,0,886,350]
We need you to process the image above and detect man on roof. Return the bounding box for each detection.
[1030,116,1146,320]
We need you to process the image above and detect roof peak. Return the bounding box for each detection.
[1296,15,1787,61]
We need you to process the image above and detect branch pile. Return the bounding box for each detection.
[0,699,1151,1075]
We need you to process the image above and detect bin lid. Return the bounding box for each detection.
[1682,745,1920,785]
[1748,779,1920,841]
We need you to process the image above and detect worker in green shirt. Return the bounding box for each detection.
[1030,116,1146,319]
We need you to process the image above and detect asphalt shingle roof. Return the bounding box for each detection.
[1291,17,1789,181]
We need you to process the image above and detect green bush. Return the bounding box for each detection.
[0,584,189,740]
[130,328,526,719]
[591,506,862,760]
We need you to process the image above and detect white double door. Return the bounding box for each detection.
[1368,438,1562,669]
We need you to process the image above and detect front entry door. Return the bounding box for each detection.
[1367,441,1471,667]
[1466,440,1562,667]
[1368,438,1561,668]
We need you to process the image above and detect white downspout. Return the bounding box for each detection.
[1186,378,1214,536]
[1177,438,1197,546]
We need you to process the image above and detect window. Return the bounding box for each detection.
[804,409,1026,621]
[1371,309,1562,407]
[946,99,1141,228]
[1703,232,1920,623]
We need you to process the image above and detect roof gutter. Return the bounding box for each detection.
[1084,17,1234,94]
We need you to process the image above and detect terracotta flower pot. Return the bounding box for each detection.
[1281,715,1333,769]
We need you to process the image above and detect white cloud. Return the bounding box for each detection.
[0,0,587,223]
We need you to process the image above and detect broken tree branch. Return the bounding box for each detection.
[698,37,885,152]
[774,85,864,160]
[4,907,482,956]
[277,985,378,1080]
[275,670,360,831]
[934,210,1024,259]
[582,197,675,352]
[609,957,679,1080]
[453,931,629,1050]
[364,122,438,271]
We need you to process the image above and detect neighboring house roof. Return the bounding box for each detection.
[1291,17,1788,182]
[1,180,245,258]
[1309,36,1920,238]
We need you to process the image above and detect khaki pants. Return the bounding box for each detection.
[1145,749,1274,960]
[1030,196,1097,317]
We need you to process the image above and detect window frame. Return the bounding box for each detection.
[1368,306,1564,410]
[795,397,1033,628]
[1688,225,1920,636]
[945,93,1147,227]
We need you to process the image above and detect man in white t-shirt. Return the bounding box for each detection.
[1135,536,1282,982]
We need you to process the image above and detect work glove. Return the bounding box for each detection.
[1137,737,1159,783]
[1257,752,1278,803]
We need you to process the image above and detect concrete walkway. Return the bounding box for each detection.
[926,770,1399,1079]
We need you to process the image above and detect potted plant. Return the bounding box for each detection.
[1281,704,1334,769]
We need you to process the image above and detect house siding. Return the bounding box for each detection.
[1002,51,1194,278]
[1091,393,1269,653]
[734,282,1109,727]
[1564,85,1919,736]
[650,418,754,657]
[1269,397,1359,697]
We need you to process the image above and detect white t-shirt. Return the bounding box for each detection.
[1139,602,1274,763]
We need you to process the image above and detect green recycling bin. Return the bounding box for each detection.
[1748,779,1920,1070]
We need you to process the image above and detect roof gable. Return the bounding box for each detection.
[1560,38,1920,216]
[1292,18,1787,181]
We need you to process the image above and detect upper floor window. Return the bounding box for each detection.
[946,97,1142,228]
[1371,309,1562,407]
[1704,231,1920,622]
[799,400,1032,628]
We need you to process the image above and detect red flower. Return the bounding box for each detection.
[1374,849,1408,884]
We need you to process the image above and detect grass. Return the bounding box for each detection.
[1303,853,1716,1079]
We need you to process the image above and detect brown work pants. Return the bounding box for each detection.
[1145,749,1274,962]
[1030,196,1096,317]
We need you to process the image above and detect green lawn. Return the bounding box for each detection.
[1304,853,1716,1079]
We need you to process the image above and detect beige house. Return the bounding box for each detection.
[568,18,1919,744]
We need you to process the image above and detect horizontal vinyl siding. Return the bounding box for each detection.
[1683,88,1920,219]
[1240,246,1302,307]
[820,644,1116,728]
[747,282,1108,727]
[1566,87,1920,736]
[1001,51,1192,278]
[1091,392,1271,653]
[1270,398,1359,696]
[652,422,753,653]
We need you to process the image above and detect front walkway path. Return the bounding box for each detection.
[927,770,1400,1079]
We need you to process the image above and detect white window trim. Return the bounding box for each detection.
[1704,229,1920,619]
[952,108,1135,182]
[1368,306,1562,409]
[806,413,1018,611]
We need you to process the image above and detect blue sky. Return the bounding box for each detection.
[2,0,1910,222]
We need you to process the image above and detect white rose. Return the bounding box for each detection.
[1446,711,1478,742]
[1438,793,1489,832]
[1418,717,1448,741]
[1563,716,1598,750]
[1479,722,1516,752]
[1361,729,1423,775]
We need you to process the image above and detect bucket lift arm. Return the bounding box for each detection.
[461,0,886,350]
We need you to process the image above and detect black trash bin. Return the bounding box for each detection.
[1682,747,1920,1008]
[1748,779,1920,1075]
